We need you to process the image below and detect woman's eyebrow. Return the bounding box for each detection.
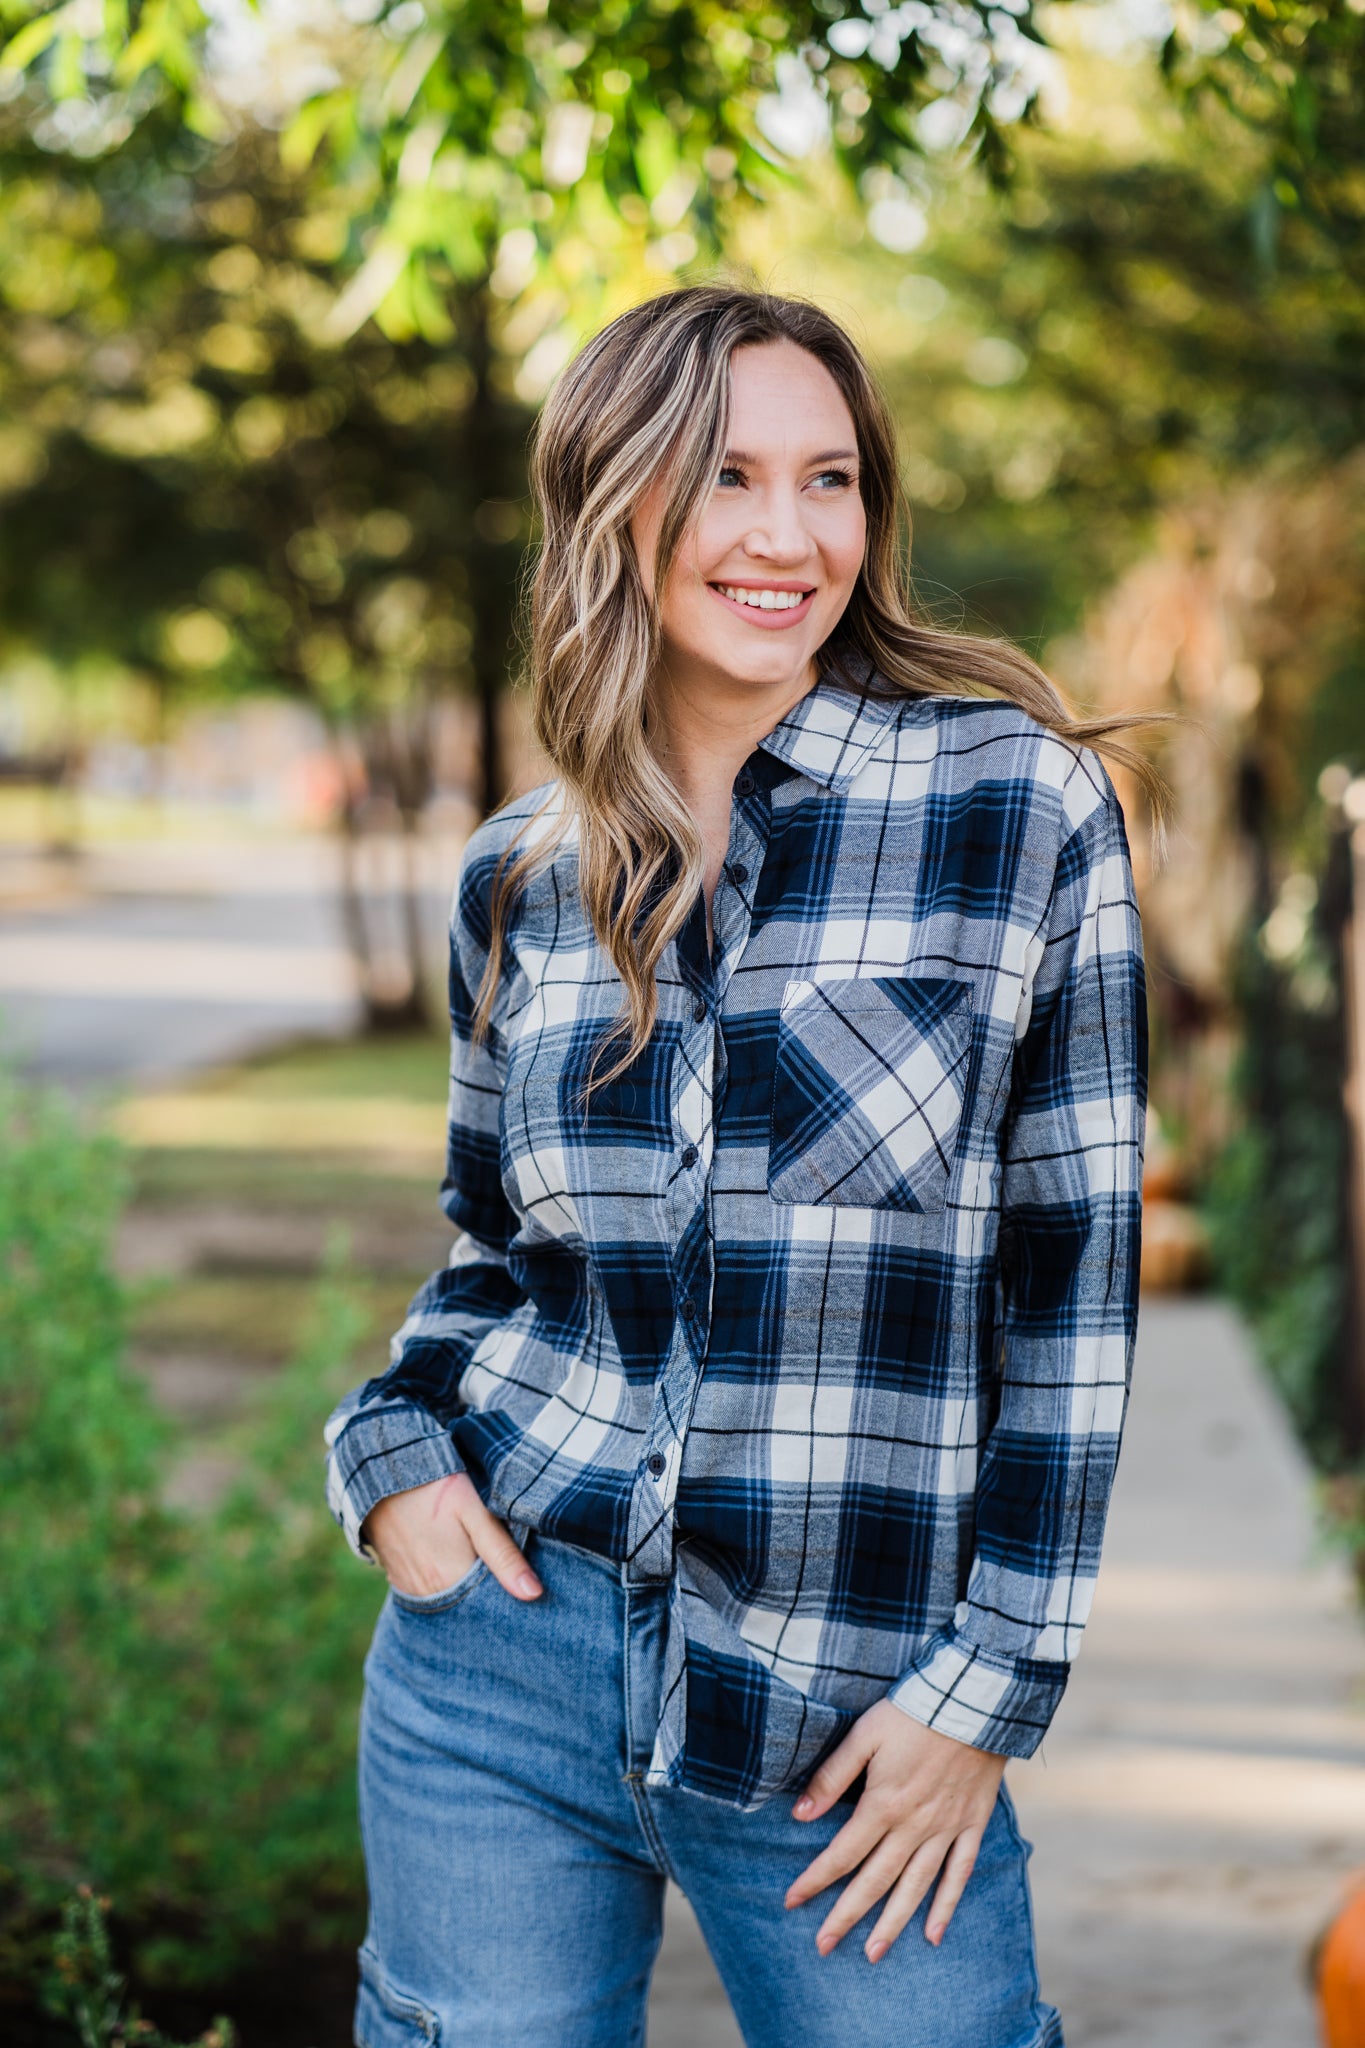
[722,446,860,465]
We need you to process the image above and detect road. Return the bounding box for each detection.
[0,836,368,1086]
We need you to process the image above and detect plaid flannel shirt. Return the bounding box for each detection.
[326,678,1147,1810]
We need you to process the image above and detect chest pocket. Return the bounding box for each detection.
[768,975,973,1213]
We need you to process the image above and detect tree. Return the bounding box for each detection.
[1162,0,1365,287]
[0,0,1059,1021]
[0,126,525,1021]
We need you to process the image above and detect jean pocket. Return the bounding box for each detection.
[769,975,973,1212]
[388,1558,490,1615]
[355,1944,440,2046]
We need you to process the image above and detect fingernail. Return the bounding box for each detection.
[794,1795,814,1818]
[816,1935,835,1957]
[514,1570,542,1598]
[866,1940,888,1965]
[926,1927,943,1948]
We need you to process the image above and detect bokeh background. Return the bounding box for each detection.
[1,1,1363,2042]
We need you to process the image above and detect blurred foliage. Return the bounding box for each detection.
[0,130,524,737]
[722,19,1365,656]
[0,1071,384,1991]
[1165,0,1365,283]
[0,0,1055,310]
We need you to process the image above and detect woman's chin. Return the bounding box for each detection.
[690,638,821,695]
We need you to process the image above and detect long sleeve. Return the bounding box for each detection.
[324,853,526,1559]
[890,776,1147,1756]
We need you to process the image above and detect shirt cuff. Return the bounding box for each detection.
[325,1401,465,1562]
[888,1624,1068,1760]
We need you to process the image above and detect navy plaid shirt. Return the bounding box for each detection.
[326,679,1147,1809]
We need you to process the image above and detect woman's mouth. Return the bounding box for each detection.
[708,583,815,627]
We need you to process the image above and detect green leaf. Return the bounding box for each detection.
[1,10,65,72]
[280,90,349,173]
[633,110,678,200]
[50,26,82,98]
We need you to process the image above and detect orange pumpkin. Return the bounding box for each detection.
[1319,1883,1365,2047]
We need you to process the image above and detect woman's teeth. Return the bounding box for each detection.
[716,586,809,611]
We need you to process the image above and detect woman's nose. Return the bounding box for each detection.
[742,488,814,565]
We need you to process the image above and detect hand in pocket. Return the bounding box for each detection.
[362,1472,542,1602]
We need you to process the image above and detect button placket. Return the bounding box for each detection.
[710,813,764,1006]
[628,780,769,1579]
[627,1343,693,1572]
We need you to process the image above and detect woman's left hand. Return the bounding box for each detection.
[784,1700,1006,1962]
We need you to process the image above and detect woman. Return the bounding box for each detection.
[325,286,1151,2048]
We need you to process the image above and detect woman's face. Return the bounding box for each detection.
[634,339,867,701]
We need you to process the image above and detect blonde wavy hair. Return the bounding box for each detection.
[478,285,1164,1082]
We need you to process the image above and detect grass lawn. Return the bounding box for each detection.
[120,1029,454,1498]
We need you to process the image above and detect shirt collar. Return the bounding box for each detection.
[756,673,901,794]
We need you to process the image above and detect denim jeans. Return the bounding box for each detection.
[356,1530,1064,2048]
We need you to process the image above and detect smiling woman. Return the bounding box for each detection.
[323,286,1157,2048]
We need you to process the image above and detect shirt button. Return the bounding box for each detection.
[647,1453,666,1478]
[680,1295,697,1319]
[729,862,749,886]
[735,771,755,797]
[692,998,707,1024]
[681,1145,698,1168]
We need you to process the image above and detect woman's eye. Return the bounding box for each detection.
[716,466,745,488]
[813,468,854,490]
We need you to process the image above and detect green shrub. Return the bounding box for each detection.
[47,1888,235,2048]
[0,1074,384,1989]
[1201,918,1349,1468]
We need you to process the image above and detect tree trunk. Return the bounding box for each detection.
[462,288,529,820]
[330,719,435,1034]
[322,290,531,1030]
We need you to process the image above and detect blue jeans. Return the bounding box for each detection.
[356,1530,1063,2048]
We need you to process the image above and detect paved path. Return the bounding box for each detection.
[648,1300,1364,2045]
[0,837,368,1086]
[1012,1297,1361,2047]
[0,834,456,1089]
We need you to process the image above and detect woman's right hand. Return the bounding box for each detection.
[362,1472,543,1602]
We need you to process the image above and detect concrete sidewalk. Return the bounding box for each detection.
[648,1298,1365,2046]
[0,837,366,1086]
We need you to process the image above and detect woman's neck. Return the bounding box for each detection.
[650,661,818,940]
[652,663,815,806]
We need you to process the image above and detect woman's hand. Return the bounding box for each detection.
[362,1472,542,1602]
[785,1700,1005,1962]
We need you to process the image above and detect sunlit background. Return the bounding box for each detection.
[1,0,1362,2042]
